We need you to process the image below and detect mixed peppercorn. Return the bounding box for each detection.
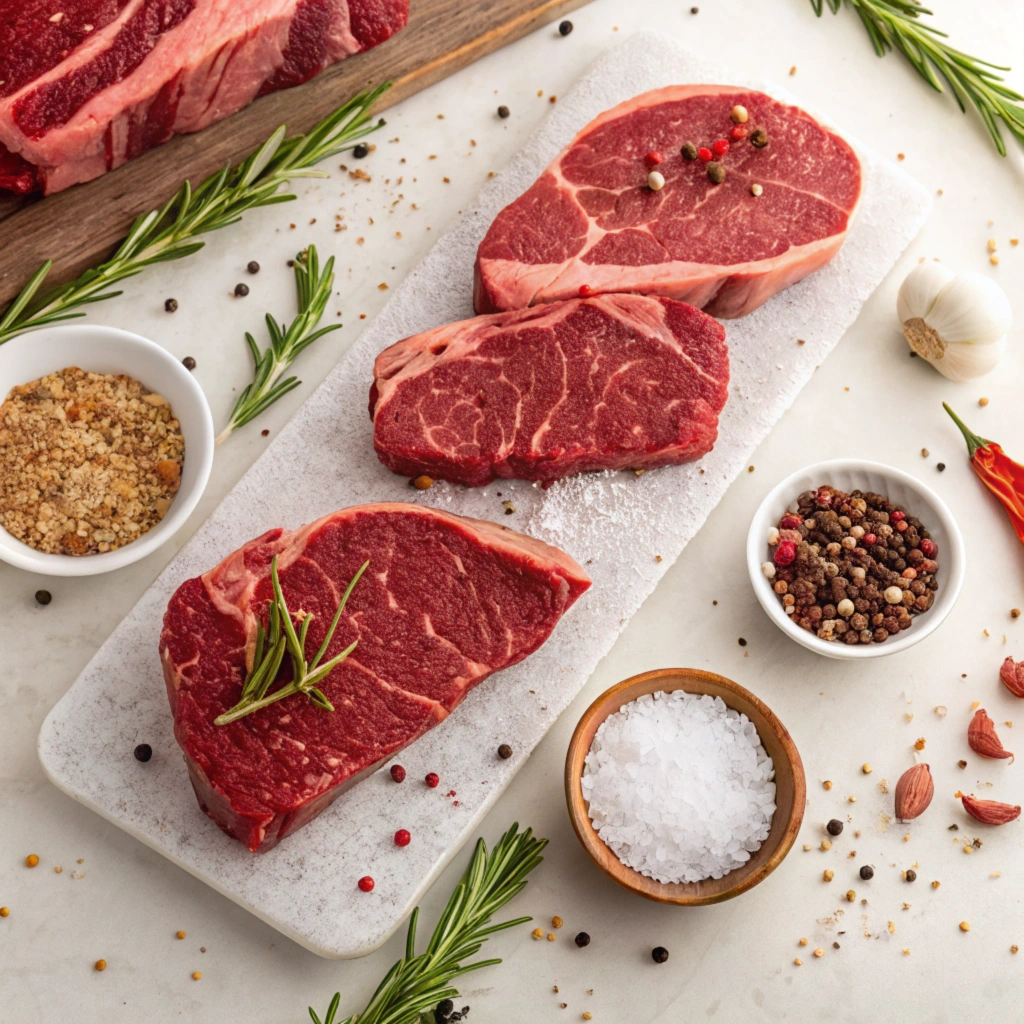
[763,486,939,645]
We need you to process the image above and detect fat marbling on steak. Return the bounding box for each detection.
[160,503,589,852]
[370,294,729,487]
[0,0,408,194]
[474,85,862,319]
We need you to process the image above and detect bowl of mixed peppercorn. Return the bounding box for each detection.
[747,460,965,659]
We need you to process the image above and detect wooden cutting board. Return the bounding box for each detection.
[0,0,587,308]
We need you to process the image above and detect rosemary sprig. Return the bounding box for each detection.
[0,83,390,349]
[309,824,547,1024]
[214,554,368,726]
[811,0,1024,155]
[216,245,340,443]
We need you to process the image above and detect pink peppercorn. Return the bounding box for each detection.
[779,514,802,530]
[902,567,918,579]
[863,533,877,546]
[390,764,406,783]
[920,558,938,574]
[425,772,440,788]
[920,538,938,557]
[815,486,834,508]
[644,150,664,167]
[774,541,797,567]
[895,520,909,532]
[729,125,748,141]
[394,829,411,847]
[890,510,906,522]
[578,284,593,297]
[712,138,730,156]
[697,146,713,162]
[358,876,375,892]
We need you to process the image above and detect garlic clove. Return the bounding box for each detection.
[897,262,954,324]
[928,271,1011,344]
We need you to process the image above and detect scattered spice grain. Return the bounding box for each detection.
[25,854,39,868]
[134,744,152,762]
[498,744,513,759]
[176,931,186,939]
[959,921,970,932]
[860,865,874,880]
[824,780,833,790]
[182,356,196,371]
[813,948,824,958]
[95,960,107,971]
[558,19,573,34]
[352,143,370,159]
[575,932,591,947]
[0,907,8,917]
[497,105,510,118]
[904,869,917,882]
[192,971,203,980]
[552,916,563,929]
[35,589,52,605]
[233,282,249,297]
[164,298,178,312]
[826,819,844,836]
[652,946,669,963]
[823,869,834,882]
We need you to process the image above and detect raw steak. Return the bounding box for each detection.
[160,503,589,852]
[0,0,408,195]
[370,294,729,487]
[474,85,862,319]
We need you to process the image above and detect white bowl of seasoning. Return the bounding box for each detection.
[0,324,213,576]
[747,459,965,659]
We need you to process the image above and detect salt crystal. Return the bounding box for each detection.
[581,691,776,884]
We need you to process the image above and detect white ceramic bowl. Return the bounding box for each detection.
[747,460,965,659]
[0,324,213,576]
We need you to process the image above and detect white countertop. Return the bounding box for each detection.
[3,1,1024,1020]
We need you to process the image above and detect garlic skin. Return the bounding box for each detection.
[897,262,1012,381]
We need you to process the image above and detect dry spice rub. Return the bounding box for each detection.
[0,366,184,555]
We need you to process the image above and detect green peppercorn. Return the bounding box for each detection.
[750,128,769,148]
[680,142,698,161]
[707,161,726,185]
[34,589,52,606]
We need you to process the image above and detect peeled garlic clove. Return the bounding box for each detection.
[898,262,1012,381]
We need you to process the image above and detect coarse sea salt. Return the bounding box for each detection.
[581,690,777,884]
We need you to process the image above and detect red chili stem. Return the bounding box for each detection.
[943,402,991,459]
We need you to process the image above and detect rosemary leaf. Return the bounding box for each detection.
[309,824,547,1024]
[214,556,367,726]
[812,0,1024,155]
[0,84,390,349]
[216,245,339,443]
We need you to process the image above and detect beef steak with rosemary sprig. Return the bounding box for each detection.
[0,0,408,194]
[474,85,862,318]
[160,503,589,852]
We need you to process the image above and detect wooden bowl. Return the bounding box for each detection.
[565,668,806,905]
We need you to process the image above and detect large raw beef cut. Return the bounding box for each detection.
[371,294,729,487]
[160,503,589,852]
[0,0,408,195]
[474,85,862,319]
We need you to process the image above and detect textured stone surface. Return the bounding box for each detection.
[38,32,930,959]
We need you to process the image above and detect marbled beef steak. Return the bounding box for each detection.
[474,85,862,318]
[0,0,408,194]
[371,294,729,487]
[160,503,589,852]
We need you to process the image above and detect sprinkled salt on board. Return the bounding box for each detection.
[581,691,777,883]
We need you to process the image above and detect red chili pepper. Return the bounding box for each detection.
[945,403,1024,545]
[698,146,713,162]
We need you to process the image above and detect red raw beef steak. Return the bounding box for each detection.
[160,503,589,852]
[0,0,408,194]
[474,85,862,319]
[370,294,729,487]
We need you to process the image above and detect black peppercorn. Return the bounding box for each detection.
[826,818,844,836]
[737,637,747,646]
[905,868,917,882]
[134,743,153,762]
[750,128,769,148]
[860,865,874,880]
[497,104,510,119]
[234,282,249,297]
[558,19,573,35]
[707,161,726,185]
[247,260,260,274]
[680,141,699,161]
[937,462,946,472]
[182,356,196,371]
[352,142,370,159]
[574,931,590,947]
[164,298,178,312]
[652,946,669,963]
[436,998,454,1017]
[691,6,699,12]
[34,589,52,606]
[498,743,513,759]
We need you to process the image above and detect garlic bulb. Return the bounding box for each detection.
[897,262,1012,381]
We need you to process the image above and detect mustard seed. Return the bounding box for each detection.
[0,907,9,917]
[95,960,107,971]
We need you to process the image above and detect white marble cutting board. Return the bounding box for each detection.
[38,32,931,959]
